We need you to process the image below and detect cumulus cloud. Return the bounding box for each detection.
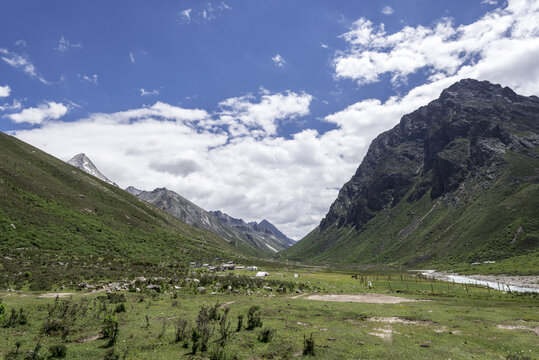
[9,0,539,239]
[0,84,10,97]
[0,48,49,84]
[272,54,286,67]
[334,0,539,88]
[55,36,82,53]
[217,90,312,137]
[381,6,394,15]
[7,102,68,124]
[139,88,159,96]
[78,74,98,84]
[0,99,22,112]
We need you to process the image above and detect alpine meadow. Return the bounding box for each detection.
[0,1,538,359]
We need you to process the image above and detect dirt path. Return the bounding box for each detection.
[497,324,539,336]
[37,292,75,298]
[302,293,424,304]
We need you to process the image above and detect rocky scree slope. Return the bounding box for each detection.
[283,79,539,271]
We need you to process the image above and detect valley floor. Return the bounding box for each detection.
[0,269,537,359]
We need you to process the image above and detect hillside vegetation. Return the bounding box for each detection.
[283,80,539,273]
[0,132,243,290]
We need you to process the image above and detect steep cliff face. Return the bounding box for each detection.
[284,79,539,267]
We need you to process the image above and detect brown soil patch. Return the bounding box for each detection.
[304,294,422,304]
[497,324,539,336]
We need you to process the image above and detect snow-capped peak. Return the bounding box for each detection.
[67,153,118,187]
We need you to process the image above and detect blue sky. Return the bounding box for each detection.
[1,0,538,239]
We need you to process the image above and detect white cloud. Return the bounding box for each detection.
[15,40,27,47]
[0,84,10,97]
[0,48,49,84]
[7,0,539,239]
[139,88,159,96]
[272,54,286,67]
[482,0,498,4]
[78,74,98,84]
[129,52,135,63]
[321,43,329,49]
[334,0,539,87]
[55,36,82,53]
[178,2,231,24]
[7,102,68,124]
[0,99,22,112]
[217,90,312,137]
[179,8,193,23]
[381,6,394,15]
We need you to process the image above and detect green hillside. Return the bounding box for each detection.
[282,80,539,274]
[0,132,244,290]
[283,151,539,273]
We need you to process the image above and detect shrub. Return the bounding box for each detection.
[3,307,28,328]
[48,344,67,358]
[103,348,119,360]
[246,306,262,330]
[236,314,243,332]
[106,293,126,304]
[303,334,315,356]
[257,327,275,343]
[101,315,119,348]
[506,354,532,360]
[174,319,189,343]
[114,303,126,313]
[42,318,65,335]
[218,307,231,345]
[209,346,227,360]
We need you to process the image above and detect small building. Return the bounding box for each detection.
[222,263,236,270]
[246,266,258,271]
[255,271,269,277]
[236,266,245,270]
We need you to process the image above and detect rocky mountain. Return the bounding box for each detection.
[135,188,292,256]
[67,153,118,187]
[283,79,539,268]
[0,132,241,289]
[125,186,142,196]
[210,210,294,252]
[259,219,296,246]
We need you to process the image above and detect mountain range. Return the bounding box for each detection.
[63,159,294,256]
[283,79,538,269]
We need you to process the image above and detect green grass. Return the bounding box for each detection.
[0,131,250,289]
[282,150,539,275]
[0,268,537,359]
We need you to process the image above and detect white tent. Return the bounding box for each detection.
[255,271,269,277]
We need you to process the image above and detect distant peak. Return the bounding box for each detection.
[67,153,118,187]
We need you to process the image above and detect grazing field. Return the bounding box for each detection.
[0,269,537,360]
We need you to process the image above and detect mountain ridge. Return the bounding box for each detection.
[283,79,539,270]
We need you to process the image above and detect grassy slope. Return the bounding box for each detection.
[0,132,245,288]
[283,151,539,274]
